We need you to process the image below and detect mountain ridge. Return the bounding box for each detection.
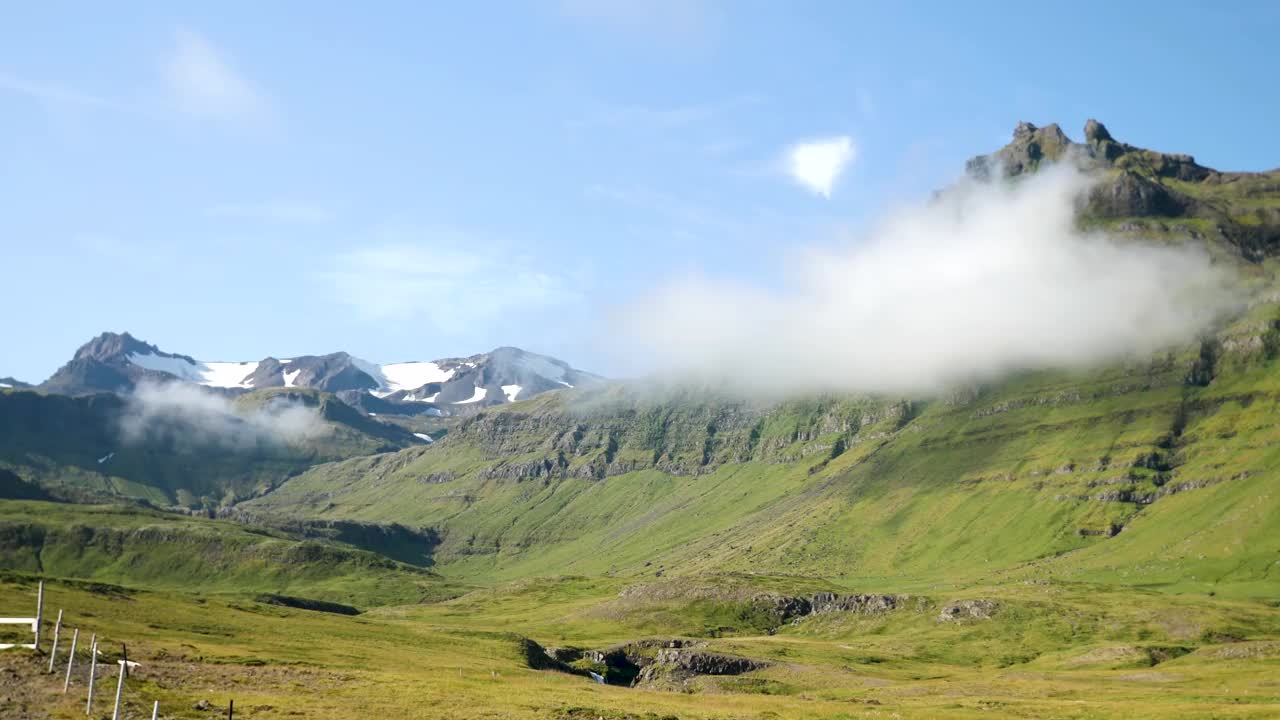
[37,331,602,414]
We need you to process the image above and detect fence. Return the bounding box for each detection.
[3,579,239,719]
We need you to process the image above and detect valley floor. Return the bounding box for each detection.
[2,573,1277,719]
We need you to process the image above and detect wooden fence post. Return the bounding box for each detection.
[111,659,125,720]
[34,580,44,651]
[63,628,79,692]
[86,637,97,715]
[47,609,63,673]
[228,698,234,719]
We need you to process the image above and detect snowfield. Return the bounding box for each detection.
[380,361,456,392]
[128,352,258,389]
[502,384,522,402]
[454,386,487,404]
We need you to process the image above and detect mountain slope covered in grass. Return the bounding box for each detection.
[245,121,1280,600]
[0,501,457,607]
[0,386,422,508]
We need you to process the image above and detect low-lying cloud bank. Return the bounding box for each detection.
[611,166,1240,395]
[120,381,326,449]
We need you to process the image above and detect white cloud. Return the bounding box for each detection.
[0,70,117,108]
[208,202,331,224]
[610,165,1239,395]
[164,28,270,123]
[321,234,582,332]
[121,381,326,450]
[786,136,855,198]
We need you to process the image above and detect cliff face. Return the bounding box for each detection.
[967,119,1280,260]
[448,387,910,481]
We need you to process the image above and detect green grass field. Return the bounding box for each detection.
[2,569,1278,719]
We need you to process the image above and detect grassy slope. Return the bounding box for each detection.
[0,502,457,607]
[243,270,1280,600]
[0,387,420,508]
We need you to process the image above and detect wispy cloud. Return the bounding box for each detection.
[0,70,116,107]
[122,380,326,450]
[164,28,271,124]
[207,202,332,224]
[785,136,855,198]
[0,70,144,116]
[320,233,582,331]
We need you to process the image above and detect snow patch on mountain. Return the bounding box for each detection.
[502,384,522,402]
[413,433,434,442]
[128,352,258,389]
[349,356,387,387]
[283,368,301,387]
[454,387,487,404]
[381,361,455,392]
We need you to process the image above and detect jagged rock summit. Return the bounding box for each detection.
[967,119,1280,259]
[965,119,1212,181]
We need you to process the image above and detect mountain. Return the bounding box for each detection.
[38,332,602,414]
[0,377,30,389]
[244,120,1280,590]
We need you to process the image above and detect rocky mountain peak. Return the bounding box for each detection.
[1083,118,1112,143]
[965,121,1073,179]
[962,118,1280,261]
[73,331,189,364]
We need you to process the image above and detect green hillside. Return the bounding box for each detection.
[242,288,1280,598]
[0,386,422,508]
[0,502,456,607]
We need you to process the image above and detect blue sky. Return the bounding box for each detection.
[3,1,1278,382]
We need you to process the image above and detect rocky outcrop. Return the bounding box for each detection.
[964,119,1280,258]
[750,592,903,623]
[528,637,767,690]
[937,599,998,622]
[966,122,1074,179]
[1087,170,1192,218]
[633,648,768,688]
[450,390,903,482]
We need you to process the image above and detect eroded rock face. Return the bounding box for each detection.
[1087,170,1191,218]
[631,649,770,690]
[937,599,999,622]
[640,649,766,677]
[965,122,1074,179]
[750,592,903,623]
[525,636,768,690]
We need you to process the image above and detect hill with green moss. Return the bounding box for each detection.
[0,386,422,509]
[240,121,1280,599]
